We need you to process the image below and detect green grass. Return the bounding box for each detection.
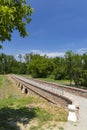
[20,74,71,84]
[35,107,52,122]
[59,127,64,130]
[21,74,73,86]
[0,75,67,130]
[21,75,87,89]
[0,97,52,130]
[0,96,34,108]
[0,75,6,88]
[37,77,71,85]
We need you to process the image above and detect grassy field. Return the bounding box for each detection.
[15,74,87,89]
[0,75,6,88]
[21,74,74,86]
[0,75,67,130]
[21,75,87,89]
[37,78,71,85]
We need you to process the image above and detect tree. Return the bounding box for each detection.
[0,0,33,47]
[0,53,17,74]
[65,51,83,87]
[72,54,82,86]
[65,51,74,86]
[18,54,22,62]
[80,53,87,87]
[24,53,33,64]
[53,57,66,80]
[27,54,54,78]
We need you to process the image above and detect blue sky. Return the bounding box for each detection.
[1,0,87,58]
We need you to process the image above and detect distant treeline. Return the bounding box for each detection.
[0,51,87,87]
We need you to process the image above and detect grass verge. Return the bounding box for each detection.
[0,75,67,130]
[21,74,73,86]
[0,75,6,88]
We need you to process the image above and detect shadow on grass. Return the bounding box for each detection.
[0,106,36,130]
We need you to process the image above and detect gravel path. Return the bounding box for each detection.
[64,93,87,130]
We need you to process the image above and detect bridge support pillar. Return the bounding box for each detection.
[18,82,20,88]
[24,88,29,95]
[21,86,25,93]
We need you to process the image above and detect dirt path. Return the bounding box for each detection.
[64,93,87,130]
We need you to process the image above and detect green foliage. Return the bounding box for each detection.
[0,76,5,88]
[0,0,33,47]
[35,107,51,122]
[0,51,87,87]
[27,55,54,78]
[0,53,27,74]
[59,127,64,130]
[80,70,87,86]
[65,51,74,84]
[53,67,64,80]
[53,57,66,80]
[65,51,83,86]
[0,77,3,87]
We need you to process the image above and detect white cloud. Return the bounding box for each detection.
[77,48,87,54]
[31,50,65,57]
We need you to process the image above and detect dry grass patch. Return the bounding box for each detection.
[0,75,68,130]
